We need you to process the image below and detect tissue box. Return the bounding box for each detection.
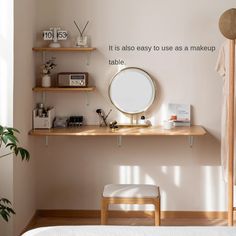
[33,107,55,129]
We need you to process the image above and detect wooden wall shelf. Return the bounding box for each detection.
[32,47,96,52]
[32,87,96,92]
[29,125,206,137]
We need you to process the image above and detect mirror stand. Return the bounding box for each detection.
[116,114,151,128]
[130,114,135,125]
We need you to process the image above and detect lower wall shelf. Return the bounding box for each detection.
[28,125,206,137]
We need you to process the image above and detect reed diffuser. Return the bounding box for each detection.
[74,20,89,47]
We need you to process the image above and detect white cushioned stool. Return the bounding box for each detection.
[101,184,161,226]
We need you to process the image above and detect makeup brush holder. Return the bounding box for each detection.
[76,35,88,47]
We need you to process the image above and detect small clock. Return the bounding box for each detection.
[43,27,68,48]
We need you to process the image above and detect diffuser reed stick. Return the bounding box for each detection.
[74,20,89,37]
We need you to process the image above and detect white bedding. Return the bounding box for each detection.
[22,226,236,236]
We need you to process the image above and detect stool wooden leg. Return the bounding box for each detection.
[101,198,109,225]
[154,198,161,226]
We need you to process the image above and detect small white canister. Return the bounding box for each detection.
[163,120,174,130]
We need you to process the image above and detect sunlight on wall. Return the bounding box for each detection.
[119,165,140,184]
[173,166,181,187]
[119,165,158,210]
[118,113,131,124]
[0,0,13,126]
[204,166,214,211]
[160,165,168,210]
[144,174,155,185]
[0,58,8,124]
[160,103,168,125]
[118,165,225,211]
[118,64,126,71]
[0,1,13,235]
[118,165,178,210]
[149,115,156,126]
[161,165,167,174]
[119,165,140,210]
[144,174,156,210]
[218,167,226,210]
[120,165,130,184]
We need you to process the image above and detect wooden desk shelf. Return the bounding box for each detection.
[29,125,206,137]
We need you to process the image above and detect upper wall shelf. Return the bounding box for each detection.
[32,87,96,92]
[32,47,96,52]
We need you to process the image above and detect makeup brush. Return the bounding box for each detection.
[96,109,107,126]
[105,109,112,119]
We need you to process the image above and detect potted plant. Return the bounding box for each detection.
[41,57,56,88]
[0,125,30,222]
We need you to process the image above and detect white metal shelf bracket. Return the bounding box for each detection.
[42,92,46,104]
[188,136,194,148]
[86,52,91,66]
[117,136,122,147]
[85,92,90,106]
[45,136,49,146]
[42,51,46,63]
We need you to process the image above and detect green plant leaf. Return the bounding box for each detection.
[0,125,3,134]
[0,198,11,204]
[6,130,13,135]
[6,127,19,134]
[0,198,15,222]
[0,124,30,221]
[7,207,15,214]
[19,148,25,159]
[25,149,30,161]
[14,147,19,156]
[5,134,18,144]
[0,211,9,222]
[6,143,16,150]
[18,147,30,161]
[2,135,8,144]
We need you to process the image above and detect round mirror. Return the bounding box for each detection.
[109,67,156,114]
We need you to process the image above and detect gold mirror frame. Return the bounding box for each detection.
[108,67,156,115]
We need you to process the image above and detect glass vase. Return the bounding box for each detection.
[76,35,88,47]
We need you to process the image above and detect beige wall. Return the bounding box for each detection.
[13,0,36,235]
[32,0,233,212]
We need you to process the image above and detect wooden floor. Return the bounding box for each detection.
[28,217,232,231]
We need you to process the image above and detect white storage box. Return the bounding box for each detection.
[33,107,55,129]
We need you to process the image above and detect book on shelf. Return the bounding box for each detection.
[173,120,191,127]
[167,103,191,126]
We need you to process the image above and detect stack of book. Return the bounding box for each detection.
[167,103,191,127]
[173,120,191,127]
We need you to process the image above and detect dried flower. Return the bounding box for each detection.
[41,58,56,75]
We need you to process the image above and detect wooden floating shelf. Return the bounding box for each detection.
[29,125,206,137]
[32,47,96,52]
[32,87,96,92]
